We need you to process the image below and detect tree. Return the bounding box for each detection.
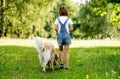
[78,0,120,39]
[0,0,6,37]
[0,0,59,38]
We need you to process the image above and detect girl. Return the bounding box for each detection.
[54,5,73,69]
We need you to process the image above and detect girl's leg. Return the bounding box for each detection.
[64,45,69,68]
[59,46,63,64]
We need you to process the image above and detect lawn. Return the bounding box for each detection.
[0,46,120,79]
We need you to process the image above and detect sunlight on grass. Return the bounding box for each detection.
[0,46,120,79]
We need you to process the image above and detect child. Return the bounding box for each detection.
[54,5,73,69]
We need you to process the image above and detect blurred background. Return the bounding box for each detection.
[0,0,120,40]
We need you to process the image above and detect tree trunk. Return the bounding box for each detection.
[0,0,5,37]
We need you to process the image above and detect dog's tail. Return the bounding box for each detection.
[35,36,44,53]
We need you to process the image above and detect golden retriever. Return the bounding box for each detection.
[35,36,58,72]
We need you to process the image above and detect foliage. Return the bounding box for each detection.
[77,0,120,39]
[0,0,79,38]
[0,0,120,39]
[0,46,120,79]
[0,0,59,38]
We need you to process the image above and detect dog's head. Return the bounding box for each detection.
[54,53,59,66]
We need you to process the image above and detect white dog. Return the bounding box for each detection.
[35,36,58,72]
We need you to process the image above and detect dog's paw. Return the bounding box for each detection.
[42,68,46,72]
[42,70,46,73]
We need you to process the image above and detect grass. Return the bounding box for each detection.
[0,46,120,79]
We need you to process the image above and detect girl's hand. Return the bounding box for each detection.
[69,25,73,32]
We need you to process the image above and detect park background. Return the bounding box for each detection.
[0,0,120,39]
[0,0,120,79]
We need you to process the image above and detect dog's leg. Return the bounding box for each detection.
[49,60,52,69]
[42,58,50,72]
[42,67,46,72]
[40,60,46,72]
[42,61,47,72]
[51,57,54,71]
[38,54,46,72]
[48,61,52,69]
[38,54,43,67]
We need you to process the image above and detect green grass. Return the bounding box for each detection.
[0,46,120,79]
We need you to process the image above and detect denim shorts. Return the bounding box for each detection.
[57,33,71,46]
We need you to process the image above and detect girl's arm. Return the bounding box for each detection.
[55,24,58,32]
[69,24,73,32]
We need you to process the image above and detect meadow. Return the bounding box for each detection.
[0,46,120,79]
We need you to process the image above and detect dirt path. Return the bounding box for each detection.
[0,38,120,48]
